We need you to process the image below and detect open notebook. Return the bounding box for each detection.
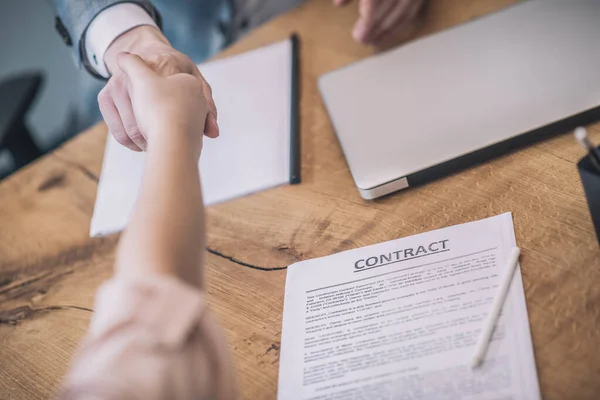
[91,38,294,237]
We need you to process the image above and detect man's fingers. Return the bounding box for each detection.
[204,83,219,138]
[353,0,395,43]
[353,0,376,41]
[204,115,219,139]
[204,88,219,138]
[195,68,219,138]
[98,87,142,152]
[109,75,148,150]
[371,0,423,46]
[367,0,412,44]
[333,0,352,6]
[117,52,157,86]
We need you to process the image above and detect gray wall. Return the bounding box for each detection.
[0,0,81,151]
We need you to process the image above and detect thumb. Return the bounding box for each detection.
[116,52,157,85]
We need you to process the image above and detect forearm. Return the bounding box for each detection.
[115,133,205,288]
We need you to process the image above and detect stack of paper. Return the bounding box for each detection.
[278,213,540,399]
[90,39,293,236]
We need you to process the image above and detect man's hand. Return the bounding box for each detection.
[98,26,218,151]
[115,52,208,157]
[333,0,425,47]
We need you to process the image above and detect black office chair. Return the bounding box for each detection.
[0,72,44,179]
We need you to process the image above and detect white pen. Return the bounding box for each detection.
[575,126,600,173]
[471,247,521,368]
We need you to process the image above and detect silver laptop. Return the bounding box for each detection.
[319,0,600,200]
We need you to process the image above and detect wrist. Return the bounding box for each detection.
[148,126,203,160]
[105,25,169,74]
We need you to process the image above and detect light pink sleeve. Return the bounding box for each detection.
[58,275,236,400]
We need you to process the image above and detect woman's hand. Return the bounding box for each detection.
[112,51,210,287]
[98,26,218,152]
[99,51,209,158]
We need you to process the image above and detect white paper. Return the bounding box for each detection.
[278,213,540,400]
[90,39,292,236]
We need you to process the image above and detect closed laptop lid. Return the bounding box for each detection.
[319,0,600,191]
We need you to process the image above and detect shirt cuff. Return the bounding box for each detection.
[85,3,158,78]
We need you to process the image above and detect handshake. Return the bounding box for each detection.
[97,0,425,156]
[97,26,218,158]
[100,50,212,159]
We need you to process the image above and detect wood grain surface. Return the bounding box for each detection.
[2,1,600,399]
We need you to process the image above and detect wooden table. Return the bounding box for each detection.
[2,1,600,398]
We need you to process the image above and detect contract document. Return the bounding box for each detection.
[278,213,540,400]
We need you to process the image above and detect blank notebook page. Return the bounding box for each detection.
[90,38,292,236]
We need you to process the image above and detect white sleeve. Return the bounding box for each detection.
[85,3,159,78]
